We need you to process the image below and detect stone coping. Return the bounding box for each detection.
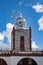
[0,51,43,56]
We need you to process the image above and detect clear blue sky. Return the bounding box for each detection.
[0,0,43,50]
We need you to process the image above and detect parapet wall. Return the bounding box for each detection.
[0,51,43,56]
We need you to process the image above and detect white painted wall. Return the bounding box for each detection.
[0,57,11,65]
[10,56,43,65]
[31,56,43,65]
[0,56,43,65]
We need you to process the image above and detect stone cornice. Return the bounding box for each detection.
[0,51,43,57]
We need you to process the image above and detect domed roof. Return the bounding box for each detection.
[15,13,26,29]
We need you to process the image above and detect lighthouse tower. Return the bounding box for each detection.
[11,13,31,51]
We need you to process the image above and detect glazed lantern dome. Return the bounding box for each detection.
[15,15,26,29]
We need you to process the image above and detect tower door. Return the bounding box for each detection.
[20,36,24,51]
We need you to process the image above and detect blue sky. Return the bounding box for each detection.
[0,0,43,50]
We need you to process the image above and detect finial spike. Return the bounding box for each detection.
[18,11,22,17]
